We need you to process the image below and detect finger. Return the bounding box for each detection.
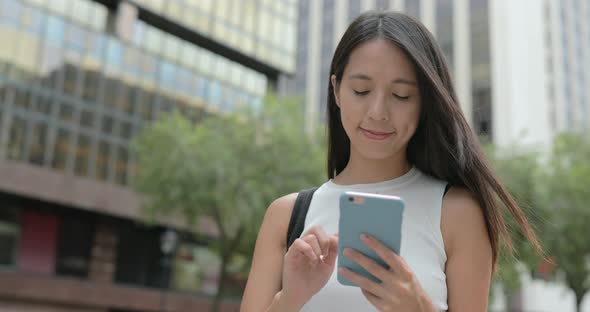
[293,238,318,263]
[338,267,386,297]
[360,233,408,277]
[343,248,390,282]
[311,226,331,258]
[302,234,323,260]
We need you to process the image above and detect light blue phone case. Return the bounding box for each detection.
[337,191,405,287]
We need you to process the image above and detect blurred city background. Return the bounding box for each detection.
[0,0,588,311]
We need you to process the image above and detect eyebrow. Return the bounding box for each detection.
[347,73,417,86]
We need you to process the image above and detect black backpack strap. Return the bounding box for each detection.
[286,187,318,249]
[444,183,452,196]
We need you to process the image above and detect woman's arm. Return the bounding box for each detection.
[442,187,493,312]
[240,193,297,312]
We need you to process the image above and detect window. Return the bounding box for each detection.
[59,102,75,124]
[101,115,114,135]
[52,128,71,171]
[82,71,100,102]
[56,215,93,278]
[120,121,132,140]
[63,64,80,96]
[115,224,164,288]
[39,43,64,90]
[115,85,133,115]
[46,15,66,43]
[33,94,53,116]
[106,38,123,68]
[74,134,91,176]
[7,116,26,161]
[14,87,32,110]
[0,205,20,267]
[115,146,128,185]
[29,121,48,166]
[97,140,110,181]
[21,5,45,35]
[80,108,94,129]
[0,0,22,26]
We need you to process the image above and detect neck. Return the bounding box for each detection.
[333,150,412,185]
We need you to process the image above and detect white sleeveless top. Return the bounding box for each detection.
[300,167,448,311]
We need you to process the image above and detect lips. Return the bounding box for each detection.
[359,127,395,140]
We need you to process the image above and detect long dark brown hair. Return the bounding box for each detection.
[326,11,544,268]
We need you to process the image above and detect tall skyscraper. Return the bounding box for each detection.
[285,0,590,148]
[0,0,297,310]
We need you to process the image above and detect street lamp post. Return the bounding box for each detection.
[159,229,178,312]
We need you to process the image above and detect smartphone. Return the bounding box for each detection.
[337,191,405,287]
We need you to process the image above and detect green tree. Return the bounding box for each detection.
[537,133,590,312]
[131,95,325,311]
[485,143,547,309]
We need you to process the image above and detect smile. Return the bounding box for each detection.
[359,127,395,140]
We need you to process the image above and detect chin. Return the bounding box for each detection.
[355,146,401,161]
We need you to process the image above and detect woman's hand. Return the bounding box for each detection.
[339,233,436,312]
[281,225,339,308]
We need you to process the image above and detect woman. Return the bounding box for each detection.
[241,11,543,312]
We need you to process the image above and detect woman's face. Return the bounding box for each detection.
[331,38,421,161]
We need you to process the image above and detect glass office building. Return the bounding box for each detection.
[0,0,297,311]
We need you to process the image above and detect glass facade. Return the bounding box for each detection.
[133,0,298,73]
[0,0,271,186]
[470,0,492,138]
[406,0,421,20]
[0,204,20,267]
[348,0,361,23]
[436,0,454,72]
[320,0,335,123]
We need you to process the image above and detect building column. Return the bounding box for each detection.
[420,0,436,35]
[305,0,323,134]
[390,0,405,11]
[361,0,376,12]
[454,0,472,125]
[334,0,349,50]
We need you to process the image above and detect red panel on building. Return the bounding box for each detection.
[17,211,59,274]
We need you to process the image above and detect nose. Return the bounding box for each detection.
[367,92,389,121]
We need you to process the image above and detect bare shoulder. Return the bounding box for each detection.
[441,186,490,256]
[441,187,493,310]
[240,192,300,311]
[264,193,299,248]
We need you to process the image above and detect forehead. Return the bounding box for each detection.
[343,38,417,81]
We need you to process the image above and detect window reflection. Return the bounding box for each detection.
[59,101,75,124]
[75,134,90,176]
[0,0,277,183]
[0,206,20,267]
[97,140,110,181]
[52,128,70,171]
[7,115,26,161]
[115,145,128,185]
[29,121,48,166]
[14,87,32,110]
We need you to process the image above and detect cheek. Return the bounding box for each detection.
[339,94,365,126]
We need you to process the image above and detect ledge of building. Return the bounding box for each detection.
[0,159,218,236]
[0,270,239,312]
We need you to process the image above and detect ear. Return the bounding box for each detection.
[330,75,341,108]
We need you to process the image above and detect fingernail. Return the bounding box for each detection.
[343,248,351,256]
[361,233,370,240]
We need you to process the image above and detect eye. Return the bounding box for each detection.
[394,94,410,101]
[353,90,369,96]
